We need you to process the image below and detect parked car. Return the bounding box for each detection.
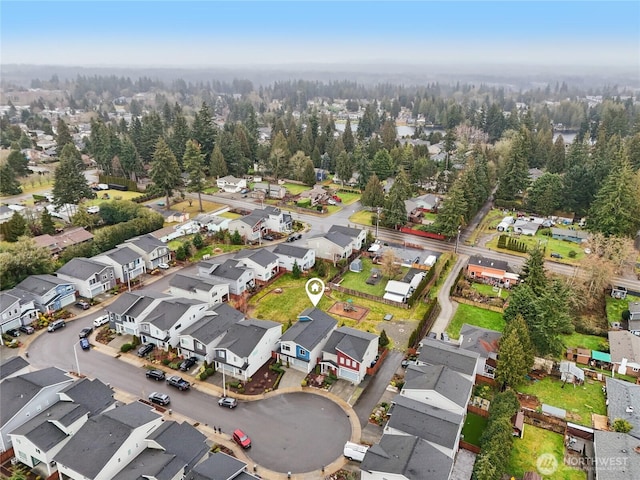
[240,188,250,194]
[262,234,274,241]
[327,199,337,206]
[137,343,155,357]
[78,327,93,339]
[148,392,170,406]
[166,375,191,390]
[19,325,35,335]
[75,301,90,310]
[232,429,251,449]
[5,328,20,337]
[157,262,170,270]
[87,206,100,214]
[80,338,90,350]
[179,357,197,371]
[47,320,66,332]
[343,442,368,462]
[218,397,238,409]
[332,195,342,203]
[146,369,166,381]
[551,252,563,259]
[93,315,110,327]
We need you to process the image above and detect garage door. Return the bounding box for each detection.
[338,368,359,383]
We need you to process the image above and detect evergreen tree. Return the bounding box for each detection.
[521,247,547,296]
[150,138,182,210]
[191,102,216,159]
[2,211,28,242]
[292,260,301,279]
[390,169,412,201]
[526,173,564,216]
[209,145,228,178]
[495,315,533,389]
[302,159,316,187]
[183,140,207,212]
[381,190,407,229]
[361,174,385,208]
[0,164,22,195]
[342,117,355,153]
[335,152,353,187]
[6,149,29,177]
[55,118,74,155]
[52,143,93,214]
[40,209,55,235]
[168,107,190,165]
[548,135,566,173]
[371,149,395,180]
[496,127,531,200]
[433,180,467,237]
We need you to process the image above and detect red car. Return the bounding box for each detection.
[332,195,342,203]
[232,429,251,449]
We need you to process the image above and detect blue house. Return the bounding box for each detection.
[11,275,76,313]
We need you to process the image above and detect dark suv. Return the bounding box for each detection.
[146,369,166,381]
[137,343,154,357]
[179,357,197,371]
[75,301,90,310]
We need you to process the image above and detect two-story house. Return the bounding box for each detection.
[169,273,230,305]
[54,402,163,480]
[0,367,74,453]
[1,291,37,329]
[278,308,338,373]
[252,206,292,233]
[320,327,378,383]
[178,303,246,362]
[192,213,231,233]
[56,257,116,299]
[122,234,172,271]
[11,275,76,313]
[328,225,367,251]
[186,451,262,480]
[93,246,145,285]
[273,244,316,271]
[138,297,210,350]
[415,338,480,381]
[234,249,279,283]
[198,259,255,297]
[306,231,354,262]
[213,319,282,381]
[107,291,168,335]
[228,213,265,244]
[216,175,247,193]
[466,255,519,286]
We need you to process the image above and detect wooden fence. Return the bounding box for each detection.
[451,296,505,313]
[459,440,481,454]
[521,408,567,434]
[329,284,410,309]
[467,404,490,418]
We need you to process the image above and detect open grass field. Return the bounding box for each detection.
[218,211,241,219]
[86,190,144,203]
[508,425,586,480]
[349,210,374,226]
[335,191,361,205]
[168,200,226,215]
[562,332,607,351]
[282,183,310,195]
[339,258,407,297]
[606,294,640,325]
[517,376,606,426]
[461,412,488,446]
[203,186,220,194]
[485,231,586,263]
[446,303,505,339]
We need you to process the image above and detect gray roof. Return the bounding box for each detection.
[467,255,510,272]
[125,233,165,253]
[388,394,462,450]
[0,355,29,381]
[417,338,479,377]
[144,297,203,331]
[361,434,453,479]
[273,243,312,259]
[323,326,377,362]
[170,272,228,293]
[54,402,160,479]
[14,274,72,296]
[310,231,353,248]
[217,318,280,357]
[111,449,184,480]
[181,303,245,345]
[146,420,209,469]
[1,367,72,426]
[608,330,640,364]
[629,301,640,314]
[207,259,251,281]
[98,245,141,264]
[551,227,589,239]
[58,378,115,416]
[10,402,89,452]
[185,452,248,480]
[0,291,20,310]
[328,225,363,239]
[605,377,640,439]
[234,212,264,228]
[107,291,167,317]
[459,323,502,358]
[593,431,640,480]
[56,257,111,280]
[280,308,337,351]
[234,248,278,267]
[403,364,473,409]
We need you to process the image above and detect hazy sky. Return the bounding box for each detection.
[1,1,638,68]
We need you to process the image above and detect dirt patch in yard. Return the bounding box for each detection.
[328,301,369,321]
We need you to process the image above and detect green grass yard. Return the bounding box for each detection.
[282,183,310,195]
[508,425,586,480]
[485,232,585,263]
[218,211,241,219]
[349,210,374,226]
[446,303,505,339]
[471,282,510,299]
[338,258,407,297]
[335,191,361,205]
[517,376,606,426]
[562,332,607,351]
[606,295,640,325]
[461,413,487,446]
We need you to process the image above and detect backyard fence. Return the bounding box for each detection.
[459,440,482,454]
[451,296,505,313]
[467,404,490,418]
[329,284,409,309]
[521,408,567,435]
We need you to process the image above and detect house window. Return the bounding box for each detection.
[299,348,307,356]
[281,344,290,352]
[35,448,41,454]
[339,357,344,365]
[633,367,639,372]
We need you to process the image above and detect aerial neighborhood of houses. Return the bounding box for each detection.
[1,72,640,480]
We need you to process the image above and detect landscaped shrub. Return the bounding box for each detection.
[120,343,133,353]
[568,250,577,258]
[162,358,171,366]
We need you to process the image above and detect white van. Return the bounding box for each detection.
[343,442,369,462]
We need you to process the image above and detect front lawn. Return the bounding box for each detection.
[87,190,144,203]
[335,191,361,205]
[517,376,606,426]
[190,244,244,260]
[446,303,505,339]
[282,183,310,195]
[218,211,241,219]
[461,412,487,446]
[508,425,586,480]
[606,295,640,325]
[485,232,585,262]
[562,332,607,351]
[339,258,407,297]
[349,210,374,226]
[169,200,226,214]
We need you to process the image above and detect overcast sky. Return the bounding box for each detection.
[2,1,638,69]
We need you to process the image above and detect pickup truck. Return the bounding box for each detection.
[166,375,190,391]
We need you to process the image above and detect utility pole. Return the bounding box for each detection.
[455,225,462,254]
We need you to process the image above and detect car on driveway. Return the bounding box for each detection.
[80,338,90,350]
[93,315,110,327]
[137,343,154,357]
[148,392,170,406]
[218,397,238,408]
[232,429,251,448]
[179,357,197,371]
[78,327,93,339]
[157,262,170,270]
[75,301,90,310]
[166,375,191,391]
[5,328,20,337]
[19,325,35,335]
[146,369,166,381]
[262,234,274,241]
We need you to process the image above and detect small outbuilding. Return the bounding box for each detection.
[350,258,363,273]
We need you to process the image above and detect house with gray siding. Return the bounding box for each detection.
[93,246,145,284]
[122,234,172,271]
[169,272,229,305]
[198,259,255,296]
[56,257,116,299]
[12,275,76,313]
